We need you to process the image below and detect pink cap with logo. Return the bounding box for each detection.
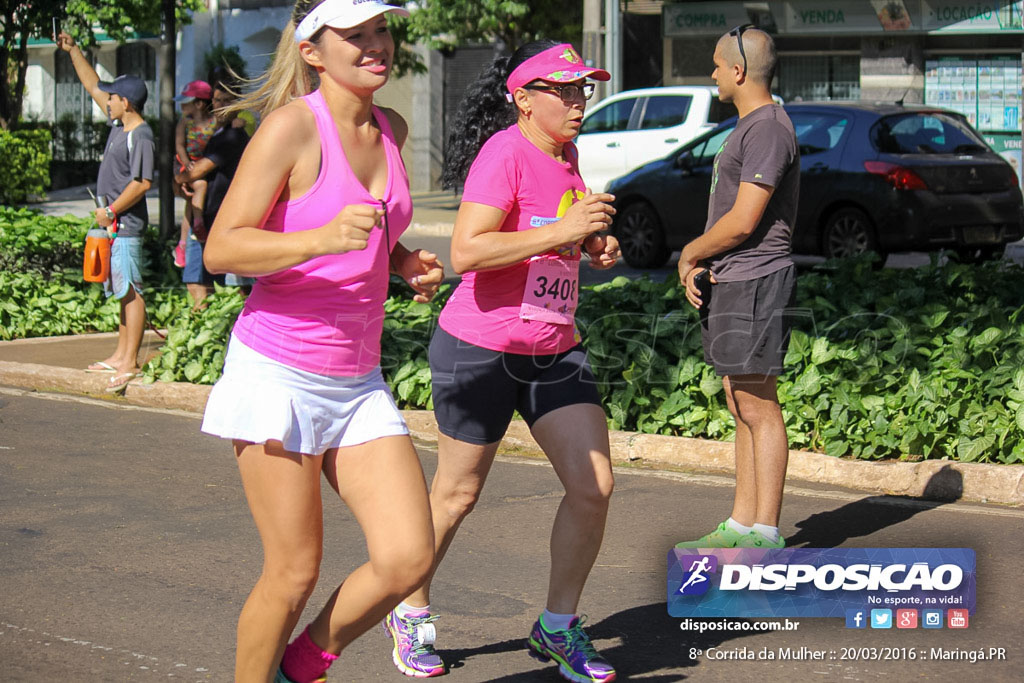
[505,44,610,95]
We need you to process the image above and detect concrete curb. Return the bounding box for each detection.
[2,358,1021,507]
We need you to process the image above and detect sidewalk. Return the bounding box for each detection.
[1,331,1021,507]
[30,182,459,236]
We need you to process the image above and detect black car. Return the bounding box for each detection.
[608,102,1024,268]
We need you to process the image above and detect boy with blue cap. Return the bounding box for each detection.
[57,32,155,394]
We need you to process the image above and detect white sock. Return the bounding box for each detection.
[752,523,780,543]
[542,609,575,632]
[396,601,430,618]
[726,517,752,535]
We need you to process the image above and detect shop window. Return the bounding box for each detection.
[778,55,860,102]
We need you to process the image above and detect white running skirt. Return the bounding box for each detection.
[201,335,408,455]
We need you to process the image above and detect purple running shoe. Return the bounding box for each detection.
[527,615,616,683]
[382,609,446,678]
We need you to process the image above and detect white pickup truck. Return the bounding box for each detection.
[575,85,781,192]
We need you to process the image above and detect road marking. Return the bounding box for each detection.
[0,622,211,678]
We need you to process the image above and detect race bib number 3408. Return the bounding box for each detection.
[520,256,579,326]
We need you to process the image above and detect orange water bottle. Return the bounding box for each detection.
[83,228,111,283]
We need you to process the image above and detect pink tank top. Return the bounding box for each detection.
[231,90,412,376]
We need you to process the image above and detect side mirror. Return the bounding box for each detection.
[675,151,694,174]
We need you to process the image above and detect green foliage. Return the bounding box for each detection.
[402,0,583,52]
[390,0,585,75]
[0,206,191,337]
[202,43,248,83]
[62,0,204,46]
[141,286,246,384]
[0,129,51,202]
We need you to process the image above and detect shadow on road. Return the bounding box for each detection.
[787,465,964,548]
[446,602,763,681]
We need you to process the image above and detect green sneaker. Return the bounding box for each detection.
[735,530,785,548]
[674,521,746,548]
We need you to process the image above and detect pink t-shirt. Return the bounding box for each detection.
[439,125,585,355]
[230,90,411,376]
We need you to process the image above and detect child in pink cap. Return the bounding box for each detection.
[172,79,215,266]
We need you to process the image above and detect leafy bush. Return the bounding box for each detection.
[141,286,246,384]
[0,129,52,203]
[0,206,192,337]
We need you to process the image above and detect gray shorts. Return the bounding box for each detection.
[429,326,602,445]
[700,265,796,377]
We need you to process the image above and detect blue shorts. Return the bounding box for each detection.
[183,233,254,287]
[104,236,144,300]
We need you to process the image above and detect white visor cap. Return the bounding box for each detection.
[294,0,410,41]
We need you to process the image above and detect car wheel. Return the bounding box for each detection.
[822,207,882,260]
[614,201,671,269]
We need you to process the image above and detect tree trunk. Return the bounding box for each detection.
[158,0,176,240]
[11,31,29,126]
[0,12,14,129]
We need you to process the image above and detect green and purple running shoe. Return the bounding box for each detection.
[527,615,616,683]
[382,609,446,678]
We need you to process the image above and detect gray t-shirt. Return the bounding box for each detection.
[96,121,155,238]
[705,103,799,282]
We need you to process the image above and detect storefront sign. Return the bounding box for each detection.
[779,0,917,32]
[922,0,1024,32]
[663,2,751,37]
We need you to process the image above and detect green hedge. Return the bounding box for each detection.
[136,257,1024,465]
[0,207,191,337]
[0,129,51,203]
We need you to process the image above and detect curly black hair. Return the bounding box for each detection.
[441,40,562,191]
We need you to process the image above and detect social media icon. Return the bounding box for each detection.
[922,609,943,629]
[870,609,892,629]
[948,609,969,629]
[896,609,918,629]
[845,609,867,629]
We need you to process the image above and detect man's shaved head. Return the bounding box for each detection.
[717,28,777,86]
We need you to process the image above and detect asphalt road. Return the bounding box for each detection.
[0,389,1020,682]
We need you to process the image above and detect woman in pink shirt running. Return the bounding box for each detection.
[200,1,442,681]
[382,41,621,683]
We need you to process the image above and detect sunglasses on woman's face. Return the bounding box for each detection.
[728,24,755,75]
[524,82,596,104]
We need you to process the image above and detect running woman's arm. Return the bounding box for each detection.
[204,103,382,277]
[449,192,616,274]
[391,242,444,302]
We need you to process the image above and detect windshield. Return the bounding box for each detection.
[871,112,989,154]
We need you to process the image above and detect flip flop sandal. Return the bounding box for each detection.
[105,372,138,394]
[85,361,117,373]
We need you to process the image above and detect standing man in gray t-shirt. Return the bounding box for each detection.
[58,32,155,394]
[676,27,800,550]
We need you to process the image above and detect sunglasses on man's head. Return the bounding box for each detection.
[524,82,596,103]
[728,24,755,75]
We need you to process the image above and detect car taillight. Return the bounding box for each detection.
[864,161,928,190]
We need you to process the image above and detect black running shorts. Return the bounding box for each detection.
[700,264,797,377]
[429,326,602,445]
